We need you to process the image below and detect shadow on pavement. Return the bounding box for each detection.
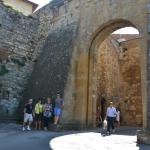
[137,144,150,150]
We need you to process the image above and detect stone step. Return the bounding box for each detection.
[0,116,18,123]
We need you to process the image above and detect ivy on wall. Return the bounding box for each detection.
[0,82,2,90]
[0,65,9,76]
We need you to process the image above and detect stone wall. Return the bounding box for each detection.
[118,35,142,126]
[23,23,78,100]
[97,36,121,99]
[21,0,80,123]
[0,0,80,121]
[97,34,142,126]
[0,3,39,117]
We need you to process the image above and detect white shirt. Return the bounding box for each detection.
[116,111,120,121]
[106,107,117,117]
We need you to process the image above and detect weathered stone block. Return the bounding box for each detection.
[137,130,150,144]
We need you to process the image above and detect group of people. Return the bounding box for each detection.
[22,94,119,133]
[105,101,120,135]
[22,94,64,131]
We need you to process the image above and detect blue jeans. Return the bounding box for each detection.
[107,116,115,132]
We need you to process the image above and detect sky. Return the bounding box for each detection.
[30,0,139,34]
[30,0,51,9]
[113,27,139,34]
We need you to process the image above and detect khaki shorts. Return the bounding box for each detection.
[24,113,33,122]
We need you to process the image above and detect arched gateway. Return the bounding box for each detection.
[86,19,142,127]
[58,0,149,144]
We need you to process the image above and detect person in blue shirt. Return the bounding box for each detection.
[54,94,64,125]
[106,101,117,135]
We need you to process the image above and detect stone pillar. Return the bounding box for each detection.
[147,1,150,132]
[137,1,150,144]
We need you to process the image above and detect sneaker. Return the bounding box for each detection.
[107,131,110,135]
[44,127,47,131]
[27,126,31,131]
[22,127,26,131]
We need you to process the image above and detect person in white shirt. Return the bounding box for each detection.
[116,107,120,127]
[106,101,117,134]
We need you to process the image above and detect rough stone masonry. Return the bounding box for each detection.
[0,1,150,144]
[0,2,39,117]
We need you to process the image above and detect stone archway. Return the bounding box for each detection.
[87,19,142,127]
[60,1,148,133]
[71,17,147,132]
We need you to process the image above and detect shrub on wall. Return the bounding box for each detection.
[0,65,9,76]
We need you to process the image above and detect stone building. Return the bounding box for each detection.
[0,0,150,144]
[1,0,38,15]
[96,34,142,126]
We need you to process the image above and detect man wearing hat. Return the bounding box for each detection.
[22,99,33,131]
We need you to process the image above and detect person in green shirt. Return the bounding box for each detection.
[34,98,43,130]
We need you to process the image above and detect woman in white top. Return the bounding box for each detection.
[116,108,120,127]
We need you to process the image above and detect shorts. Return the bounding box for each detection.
[35,113,43,122]
[24,113,33,122]
[54,107,61,116]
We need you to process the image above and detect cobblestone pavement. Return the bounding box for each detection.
[0,124,150,150]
